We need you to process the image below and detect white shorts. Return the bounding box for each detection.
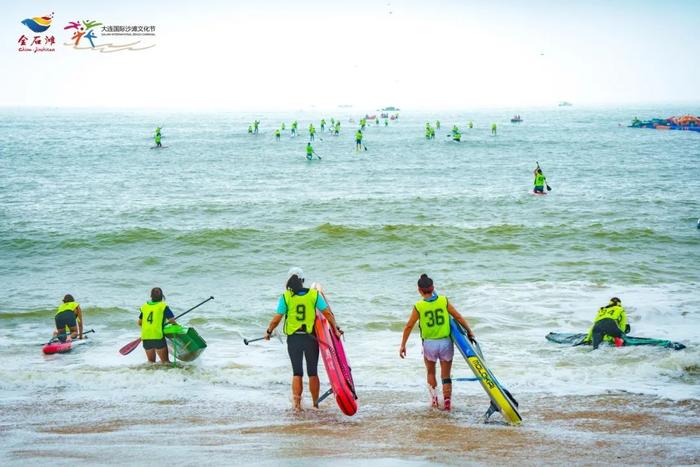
[422,338,454,362]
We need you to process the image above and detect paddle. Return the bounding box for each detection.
[119,296,214,356]
[45,329,95,345]
[243,331,282,345]
[317,388,334,404]
[536,161,552,191]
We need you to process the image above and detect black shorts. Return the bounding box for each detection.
[143,338,167,350]
[55,310,77,330]
[287,333,319,377]
[591,318,623,349]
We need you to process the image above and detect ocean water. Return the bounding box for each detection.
[1,106,699,464]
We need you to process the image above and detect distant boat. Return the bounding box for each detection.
[558,101,572,107]
[381,106,400,111]
[510,115,523,123]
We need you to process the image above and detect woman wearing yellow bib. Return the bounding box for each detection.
[400,274,475,411]
[265,268,341,412]
[54,294,84,341]
[138,287,176,363]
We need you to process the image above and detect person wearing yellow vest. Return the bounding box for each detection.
[54,294,83,341]
[265,267,341,412]
[584,297,630,349]
[138,287,176,363]
[400,274,475,411]
[533,167,547,193]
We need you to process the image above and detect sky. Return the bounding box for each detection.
[1,0,699,110]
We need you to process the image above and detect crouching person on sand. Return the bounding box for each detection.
[138,287,176,363]
[399,274,475,411]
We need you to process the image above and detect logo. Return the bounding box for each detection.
[470,357,496,390]
[18,13,56,53]
[64,19,156,52]
[21,13,53,32]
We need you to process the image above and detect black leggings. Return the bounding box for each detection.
[591,318,623,349]
[287,333,319,377]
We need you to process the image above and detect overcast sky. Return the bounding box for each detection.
[2,0,698,110]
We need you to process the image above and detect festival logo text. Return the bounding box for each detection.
[18,13,56,53]
[64,19,157,52]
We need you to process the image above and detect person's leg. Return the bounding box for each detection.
[145,349,156,363]
[439,359,453,402]
[304,335,320,406]
[156,345,169,363]
[592,319,621,349]
[287,335,305,411]
[424,357,438,407]
[292,376,303,411]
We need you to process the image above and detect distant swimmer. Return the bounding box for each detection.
[264,268,341,411]
[138,287,177,363]
[491,123,497,135]
[355,129,363,151]
[275,129,281,141]
[154,127,162,147]
[309,124,316,141]
[583,297,630,349]
[254,120,260,135]
[468,121,473,129]
[533,162,551,193]
[400,274,475,411]
[320,119,326,132]
[54,294,84,341]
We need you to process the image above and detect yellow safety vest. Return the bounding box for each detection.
[140,301,168,340]
[56,301,79,316]
[415,295,450,340]
[282,289,318,335]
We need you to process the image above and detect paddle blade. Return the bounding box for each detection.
[119,337,141,355]
[546,184,552,191]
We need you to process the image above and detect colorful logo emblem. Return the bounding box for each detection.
[21,13,53,33]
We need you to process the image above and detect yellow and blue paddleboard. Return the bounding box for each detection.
[450,319,522,425]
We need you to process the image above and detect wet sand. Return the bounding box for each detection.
[2,391,698,465]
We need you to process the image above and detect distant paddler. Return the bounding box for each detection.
[334,121,340,135]
[425,124,432,139]
[583,297,630,349]
[451,125,461,142]
[533,163,550,194]
[54,294,84,341]
[154,127,163,147]
[247,125,253,135]
[253,120,260,135]
[468,121,473,129]
[491,123,497,135]
[138,287,177,363]
[281,122,286,131]
[360,118,367,131]
[275,129,281,141]
[375,117,379,125]
[291,120,298,136]
[265,268,341,411]
[306,142,321,160]
[384,118,388,127]
[309,124,316,141]
[355,129,364,151]
[400,274,475,411]
[320,119,326,132]
[436,120,441,130]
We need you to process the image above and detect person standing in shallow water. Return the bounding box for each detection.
[400,274,475,411]
[138,287,177,363]
[265,268,341,412]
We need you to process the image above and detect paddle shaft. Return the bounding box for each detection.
[47,329,95,345]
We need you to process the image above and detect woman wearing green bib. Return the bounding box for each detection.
[400,274,475,411]
[265,268,341,412]
[54,294,83,341]
[138,287,176,363]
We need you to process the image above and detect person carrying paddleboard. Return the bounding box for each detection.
[138,287,177,363]
[54,294,84,341]
[265,268,341,411]
[584,297,630,349]
[533,166,547,194]
[399,274,475,411]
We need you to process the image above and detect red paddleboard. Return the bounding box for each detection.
[313,285,358,416]
[532,190,547,195]
[43,340,73,354]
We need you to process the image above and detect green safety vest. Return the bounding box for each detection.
[306,145,313,155]
[355,131,362,140]
[56,301,79,316]
[282,289,318,335]
[415,295,450,340]
[585,305,627,343]
[534,173,546,186]
[140,301,168,340]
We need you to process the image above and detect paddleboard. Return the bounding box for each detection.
[150,145,169,149]
[312,284,358,416]
[42,337,89,354]
[546,332,686,350]
[450,319,522,425]
[531,190,547,195]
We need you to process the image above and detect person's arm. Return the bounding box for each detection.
[265,314,283,340]
[75,305,84,338]
[399,308,420,358]
[446,302,475,340]
[164,307,176,325]
[619,308,628,334]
